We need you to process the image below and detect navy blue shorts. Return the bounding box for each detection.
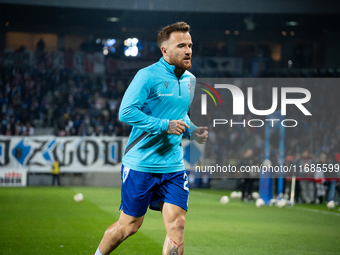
[119,165,189,217]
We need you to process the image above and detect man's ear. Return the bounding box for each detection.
[160,46,167,55]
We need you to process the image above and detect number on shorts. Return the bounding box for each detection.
[183,172,189,191]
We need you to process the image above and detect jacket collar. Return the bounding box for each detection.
[159,57,185,78]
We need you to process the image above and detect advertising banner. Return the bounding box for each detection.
[0,136,128,173]
[0,169,27,187]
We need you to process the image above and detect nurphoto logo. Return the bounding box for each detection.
[198,81,312,128]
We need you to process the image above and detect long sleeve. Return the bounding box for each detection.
[119,69,169,134]
[183,113,197,140]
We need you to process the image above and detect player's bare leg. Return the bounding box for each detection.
[97,210,144,255]
[160,202,186,255]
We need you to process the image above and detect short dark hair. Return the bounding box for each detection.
[157,21,190,48]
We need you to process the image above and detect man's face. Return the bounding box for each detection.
[162,32,192,70]
[302,150,309,158]
[244,149,253,158]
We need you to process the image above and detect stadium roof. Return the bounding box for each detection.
[1,3,340,38]
[1,0,340,14]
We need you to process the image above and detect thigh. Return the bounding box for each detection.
[118,209,145,229]
[151,171,189,212]
[119,165,156,217]
[160,202,186,227]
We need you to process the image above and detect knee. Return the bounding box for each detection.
[168,215,186,232]
[104,219,142,242]
[119,220,141,239]
[125,223,140,237]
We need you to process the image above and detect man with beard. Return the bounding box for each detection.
[93,22,208,255]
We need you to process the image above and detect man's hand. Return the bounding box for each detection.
[194,126,208,144]
[167,119,189,136]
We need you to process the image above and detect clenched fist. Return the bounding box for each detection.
[167,119,189,136]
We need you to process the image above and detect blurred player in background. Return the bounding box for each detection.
[238,148,257,201]
[93,22,208,255]
[298,150,315,203]
[51,159,60,186]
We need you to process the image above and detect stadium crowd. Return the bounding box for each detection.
[0,49,132,137]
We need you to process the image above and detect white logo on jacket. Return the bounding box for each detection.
[158,93,174,97]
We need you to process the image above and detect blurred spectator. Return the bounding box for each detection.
[51,159,61,186]
[323,148,340,203]
[238,148,257,201]
[315,152,327,204]
[1,114,8,134]
[36,38,45,51]
[27,122,34,136]
[297,150,315,204]
[327,179,340,204]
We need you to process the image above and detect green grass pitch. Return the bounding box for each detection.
[1,187,340,255]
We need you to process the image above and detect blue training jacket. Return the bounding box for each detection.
[119,57,196,173]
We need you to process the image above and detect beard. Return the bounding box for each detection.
[168,54,192,70]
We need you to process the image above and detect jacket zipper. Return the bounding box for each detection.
[177,79,181,96]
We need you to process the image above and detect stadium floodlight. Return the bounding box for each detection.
[124,47,131,56]
[124,37,140,57]
[124,38,132,46]
[131,38,139,44]
[101,38,117,55]
[131,46,138,57]
[106,17,120,22]
[286,21,298,26]
[106,39,116,47]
